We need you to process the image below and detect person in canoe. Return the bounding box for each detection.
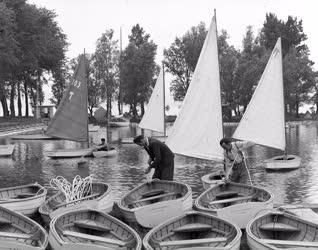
[133,135,174,181]
[95,138,109,151]
[219,137,254,184]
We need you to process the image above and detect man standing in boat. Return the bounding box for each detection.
[133,135,174,181]
[219,137,254,184]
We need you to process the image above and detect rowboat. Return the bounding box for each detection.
[45,148,94,158]
[117,179,192,228]
[246,211,318,250]
[49,209,142,250]
[201,172,225,190]
[0,144,15,157]
[0,205,48,250]
[265,155,301,170]
[92,147,117,158]
[39,182,114,224]
[0,182,47,216]
[194,182,274,228]
[143,211,242,250]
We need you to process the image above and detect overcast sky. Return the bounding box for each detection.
[28,0,318,113]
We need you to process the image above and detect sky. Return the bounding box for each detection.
[28,0,318,113]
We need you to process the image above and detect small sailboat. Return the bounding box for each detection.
[246,211,318,250]
[49,209,142,250]
[92,147,117,158]
[233,38,301,171]
[139,64,167,141]
[0,182,47,216]
[0,205,48,250]
[38,182,113,224]
[44,54,98,159]
[0,144,15,157]
[194,182,274,229]
[143,211,242,250]
[117,179,192,228]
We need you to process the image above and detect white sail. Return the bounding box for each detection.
[166,14,224,161]
[139,68,164,133]
[233,38,285,151]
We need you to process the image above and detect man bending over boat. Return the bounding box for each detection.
[219,137,254,184]
[133,135,174,181]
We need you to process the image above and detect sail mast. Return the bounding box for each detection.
[162,62,166,137]
[84,49,89,148]
[280,39,287,154]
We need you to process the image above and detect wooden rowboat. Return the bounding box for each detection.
[0,144,15,157]
[92,148,117,158]
[264,154,301,170]
[49,209,142,250]
[201,172,225,190]
[0,182,47,216]
[194,182,274,229]
[246,211,318,250]
[143,211,242,250]
[118,179,193,228]
[0,205,48,250]
[39,182,114,224]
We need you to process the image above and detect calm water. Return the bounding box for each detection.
[1,121,318,206]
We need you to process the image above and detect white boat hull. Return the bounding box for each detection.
[0,144,15,157]
[201,172,225,190]
[10,134,56,140]
[92,149,117,158]
[121,137,134,144]
[265,154,301,170]
[45,148,93,158]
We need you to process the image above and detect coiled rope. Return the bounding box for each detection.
[50,175,93,202]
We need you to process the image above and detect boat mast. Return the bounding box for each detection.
[280,38,287,156]
[84,48,89,148]
[162,62,166,137]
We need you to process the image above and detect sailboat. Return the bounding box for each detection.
[168,11,273,229]
[232,38,301,170]
[0,145,15,157]
[122,65,166,144]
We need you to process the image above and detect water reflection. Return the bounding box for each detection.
[1,121,318,205]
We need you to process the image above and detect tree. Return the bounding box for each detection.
[121,24,157,118]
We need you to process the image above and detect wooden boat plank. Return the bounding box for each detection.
[215,191,238,199]
[159,237,227,246]
[54,193,100,208]
[208,195,254,205]
[0,231,31,239]
[173,223,212,232]
[63,230,126,246]
[16,193,35,198]
[130,192,178,204]
[0,218,12,224]
[74,219,111,232]
[141,189,165,198]
[260,223,300,232]
[261,239,318,247]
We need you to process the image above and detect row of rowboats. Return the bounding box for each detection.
[0,179,318,249]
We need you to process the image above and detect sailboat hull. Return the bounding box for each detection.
[201,172,225,190]
[45,148,93,158]
[0,145,15,157]
[265,154,301,170]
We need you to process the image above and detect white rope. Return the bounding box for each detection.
[50,175,94,202]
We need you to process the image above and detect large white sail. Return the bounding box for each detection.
[166,14,224,161]
[139,68,164,133]
[233,38,285,151]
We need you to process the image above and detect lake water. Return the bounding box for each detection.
[1,121,318,206]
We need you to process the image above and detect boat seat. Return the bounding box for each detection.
[173,223,212,232]
[215,191,238,199]
[159,237,227,247]
[208,195,254,205]
[63,230,126,246]
[0,232,32,239]
[0,218,12,225]
[260,239,318,247]
[259,223,300,232]
[74,219,111,232]
[141,189,165,198]
[54,193,100,209]
[16,192,35,198]
[130,192,179,205]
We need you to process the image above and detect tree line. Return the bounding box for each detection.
[1,0,317,120]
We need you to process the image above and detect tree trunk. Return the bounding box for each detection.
[24,81,29,117]
[10,82,16,117]
[140,101,145,116]
[17,82,22,116]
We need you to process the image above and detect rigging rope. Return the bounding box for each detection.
[50,175,94,202]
